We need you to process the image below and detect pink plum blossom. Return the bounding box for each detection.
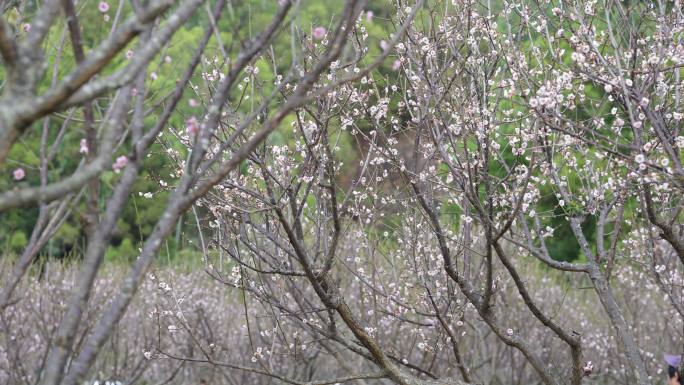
[112,155,128,173]
[186,116,199,136]
[13,168,25,181]
[312,26,326,41]
[98,1,110,12]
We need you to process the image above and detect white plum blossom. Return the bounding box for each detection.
[79,139,88,154]
[635,154,645,164]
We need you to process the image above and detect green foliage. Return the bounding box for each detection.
[8,231,27,253]
[0,0,627,266]
[105,238,137,264]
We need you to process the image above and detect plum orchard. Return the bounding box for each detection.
[0,1,683,385]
